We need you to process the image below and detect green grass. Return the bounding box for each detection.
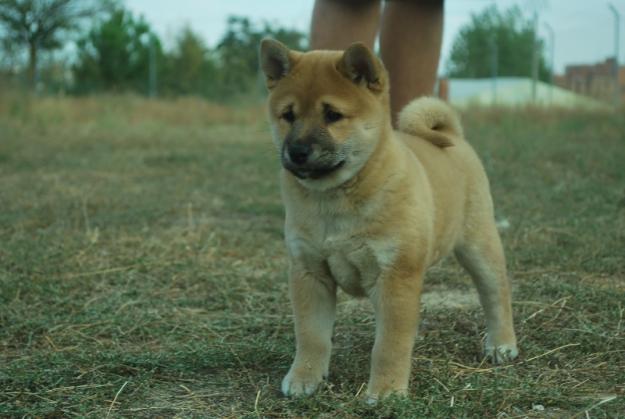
[1,96,624,417]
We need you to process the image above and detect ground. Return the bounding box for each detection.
[0,95,624,417]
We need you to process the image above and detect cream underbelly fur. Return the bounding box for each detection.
[286,219,394,298]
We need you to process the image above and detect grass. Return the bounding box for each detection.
[0,94,624,417]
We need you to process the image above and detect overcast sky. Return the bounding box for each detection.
[124,0,625,74]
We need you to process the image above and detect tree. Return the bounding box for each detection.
[0,32,21,72]
[215,16,306,97]
[445,5,549,81]
[161,26,218,96]
[70,12,305,99]
[73,7,162,94]
[0,0,97,88]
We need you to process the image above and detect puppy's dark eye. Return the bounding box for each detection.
[325,109,343,124]
[281,109,296,123]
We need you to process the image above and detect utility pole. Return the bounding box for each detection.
[149,34,157,98]
[489,34,498,105]
[608,3,620,107]
[531,12,539,103]
[34,39,41,94]
[543,22,555,104]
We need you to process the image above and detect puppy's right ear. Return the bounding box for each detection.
[260,38,292,89]
[337,42,385,93]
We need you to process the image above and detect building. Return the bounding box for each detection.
[556,57,625,103]
[436,77,605,109]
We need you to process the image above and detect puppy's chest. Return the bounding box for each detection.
[294,215,396,297]
[324,235,379,296]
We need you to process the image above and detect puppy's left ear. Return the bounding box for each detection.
[259,38,292,89]
[337,43,385,93]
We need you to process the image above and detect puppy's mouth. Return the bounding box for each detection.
[283,159,346,180]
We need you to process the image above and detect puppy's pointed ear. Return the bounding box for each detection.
[337,43,385,92]
[260,38,292,88]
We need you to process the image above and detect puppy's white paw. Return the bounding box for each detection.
[281,369,324,396]
[485,343,518,364]
[365,388,407,405]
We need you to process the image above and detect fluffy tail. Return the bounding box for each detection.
[397,97,463,148]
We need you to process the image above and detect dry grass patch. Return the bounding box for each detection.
[1,96,624,417]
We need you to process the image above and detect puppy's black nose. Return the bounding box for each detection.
[287,143,312,165]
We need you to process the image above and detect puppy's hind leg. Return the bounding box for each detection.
[455,222,518,364]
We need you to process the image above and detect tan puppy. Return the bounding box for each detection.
[259,39,518,402]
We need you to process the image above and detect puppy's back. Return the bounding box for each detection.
[395,98,494,256]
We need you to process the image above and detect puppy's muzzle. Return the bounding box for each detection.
[287,143,313,166]
[282,141,345,180]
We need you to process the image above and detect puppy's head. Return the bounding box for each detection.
[260,39,390,191]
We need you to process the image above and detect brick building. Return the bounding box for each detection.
[555,57,625,103]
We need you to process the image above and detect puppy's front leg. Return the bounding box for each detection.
[367,268,423,402]
[282,262,336,396]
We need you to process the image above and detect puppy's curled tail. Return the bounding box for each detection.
[398,97,463,148]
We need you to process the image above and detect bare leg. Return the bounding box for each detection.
[380,0,444,124]
[367,270,423,401]
[310,0,381,50]
[281,266,337,396]
[455,223,518,363]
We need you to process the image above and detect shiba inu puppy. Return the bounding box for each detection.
[259,38,518,402]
